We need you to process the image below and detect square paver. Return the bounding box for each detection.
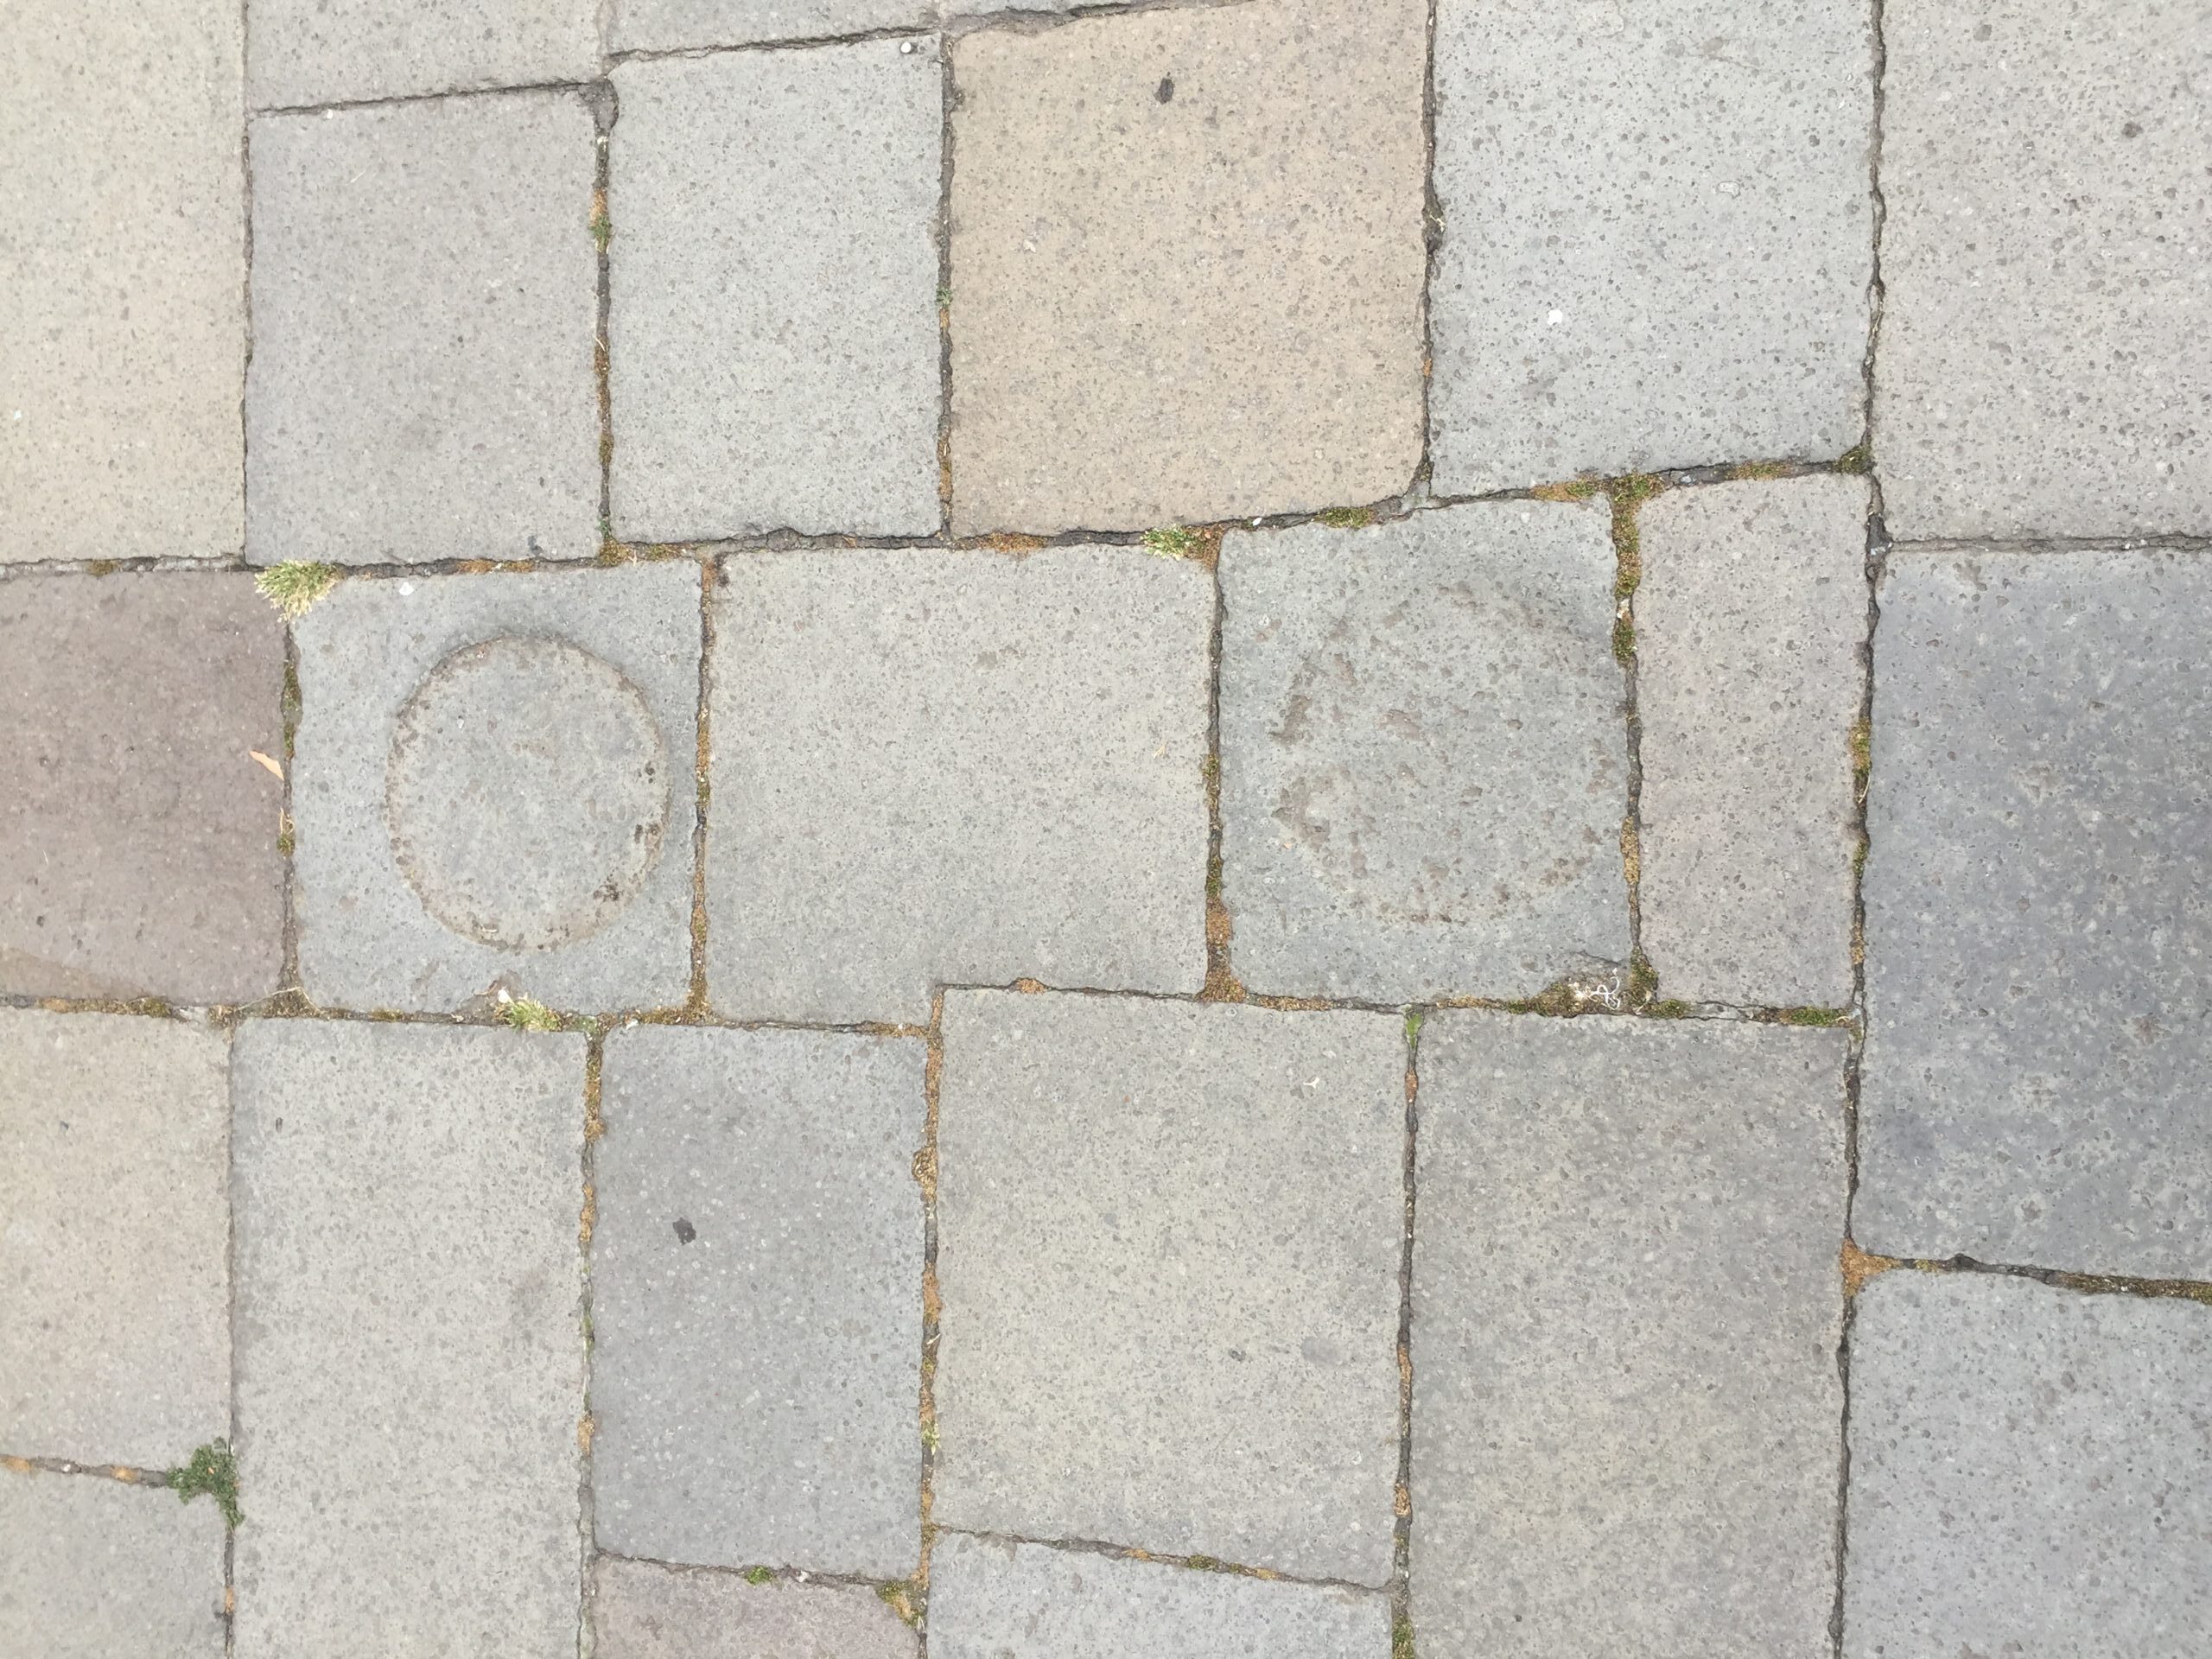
[1219,503,1629,1001]
[610,41,941,540]
[0,1011,228,1469]
[1861,550,2212,1278]
[1844,1273,2212,1656]
[1429,0,1874,493]
[1636,476,1869,1007]
[248,0,596,110]
[708,549,1210,1023]
[929,1534,1392,1658]
[4,2,244,564]
[246,92,600,566]
[609,0,931,53]
[593,1026,925,1578]
[947,0,1427,533]
[1413,1013,1847,1658]
[232,1020,586,1659]
[592,1555,918,1658]
[933,992,1405,1584]
[0,574,284,1003]
[1874,1,2212,538]
[292,562,701,1014]
[0,1470,226,1658]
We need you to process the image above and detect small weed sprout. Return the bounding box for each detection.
[168,1440,241,1528]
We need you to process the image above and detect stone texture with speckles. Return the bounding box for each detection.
[0,1469,226,1657]
[592,1554,919,1658]
[247,0,596,108]
[610,0,931,53]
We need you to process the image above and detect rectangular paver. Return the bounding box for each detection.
[593,1026,925,1579]
[0,1470,226,1658]
[708,549,1210,1022]
[1844,1273,2212,1656]
[609,0,931,53]
[1861,550,2212,1278]
[0,1011,228,1469]
[948,0,1427,533]
[232,1021,586,1658]
[246,92,600,565]
[593,1556,918,1659]
[1430,0,1873,492]
[3,1,244,563]
[1637,476,1869,1007]
[610,42,941,540]
[934,992,1404,1585]
[0,574,284,1003]
[1220,503,1629,1001]
[1874,1,2212,538]
[930,1534,1391,1659]
[1413,1013,1847,1658]
[248,0,596,110]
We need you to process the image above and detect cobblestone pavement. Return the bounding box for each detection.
[3,1,2209,1655]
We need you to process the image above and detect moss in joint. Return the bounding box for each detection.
[167,1440,241,1528]
[1142,525,1205,561]
[1836,442,1872,474]
[501,997,565,1033]
[1394,1617,1418,1659]
[1316,505,1375,530]
[1403,1008,1425,1046]
[1606,474,1666,668]
[745,1566,774,1586]
[1774,1006,1848,1027]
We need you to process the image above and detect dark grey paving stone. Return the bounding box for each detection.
[0,573,284,1003]
[1844,1272,2212,1656]
[247,0,596,109]
[1861,550,2212,1278]
[929,1534,1391,1659]
[708,548,1210,1023]
[1219,503,1629,1001]
[1412,1013,1847,1658]
[231,1020,586,1658]
[609,0,930,54]
[1875,0,2212,538]
[0,1010,228,1468]
[246,92,600,566]
[1429,0,1873,493]
[592,1555,918,1658]
[609,41,941,540]
[592,1026,925,1579]
[0,1469,226,1658]
[291,563,700,1013]
[933,992,1404,1586]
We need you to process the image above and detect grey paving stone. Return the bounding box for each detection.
[1844,1272,2212,1656]
[1219,503,1629,1001]
[934,992,1403,1585]
[0,1011,228,1469]
[0,574,284,1003]
[592,1555,918,1659]
[231,1020,586,1659]
[708,549,1209,1023]
[609,0,931,53]
[947,0,1427,534]
[1637,476,1869,1007]
[1875,1,2212,538]
[0,1469,226,1658]
[929,1534,1392,1659]
[1429,0,1873,493]
[609,42,941,541]
[292,562,700,1013]
[1860,550,2212,1278]
[246,92,599,567]
[4,3,243,564]
[1413,1013,1847,1659]
[593,1026,925,1578]
[248,0,596,109]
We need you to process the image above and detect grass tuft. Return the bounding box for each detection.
[254,562,340,621]
[501,997,564,1033]
[167,1440,241,1528]
[1141,525,1205,560]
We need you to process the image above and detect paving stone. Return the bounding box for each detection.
[947,0,1427,534]
[593,1026,925,1578]
[1637,476,1868,1007]
[1412,1013,1847,1658]
[1874,1,2212,538]
[0,1469,226,1657]
[609,42,941,542]
[0,1011,228,1468]
[1429,0,1873,493]
[593,1555,918,1659]
[709,549,1209,1022]
[3,1,244,565]
[292,562,700,1013]
[248,0,596,109]
[610,0,931,53]
[246,92,600,567]
[1844,1272,2212,1656]
[929,1534,1392,1659]
[231,1020,586,1659]
[934,992,1403,1585]
[1860,550,2212,1278]
[0,574,284,1002]
[1219,503,1629,1002]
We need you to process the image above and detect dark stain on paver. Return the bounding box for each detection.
[672,1217,696,1244]
[1156,76,1174,104]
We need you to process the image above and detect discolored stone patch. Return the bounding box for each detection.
[0,1468,226,1658]
[592,1555,918,1658]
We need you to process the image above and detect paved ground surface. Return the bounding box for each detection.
[3,1,2209,1655]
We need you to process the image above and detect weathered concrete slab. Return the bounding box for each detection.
[592,1555,918,1658]
[609,0,931,54]
[248,0,596,109]
[0,1470,226,1658]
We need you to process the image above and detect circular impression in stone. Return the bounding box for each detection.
[385,636,669,951]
